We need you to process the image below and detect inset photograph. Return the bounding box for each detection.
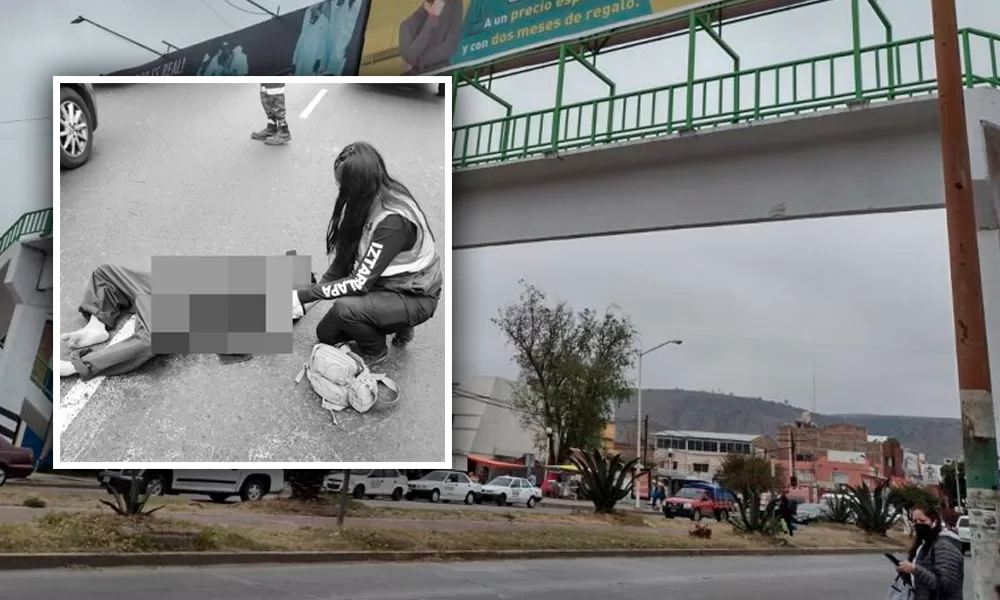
[55,77,451,465]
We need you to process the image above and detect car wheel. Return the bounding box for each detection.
[391,487,403,501]
[0,466,7,487]
[352,484,365,499]
[526,496,536,508]
[496,494,507,507]
[464,492,475,505]
[693,510,703,522]
[143,474,167,496]
[60,86,94,170]
[239,477,268,502]
[430,489,441,503]
[718,510,729,522]
[209,493,230,503]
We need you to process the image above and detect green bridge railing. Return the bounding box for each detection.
[0,209,53,257]
[452,18,1000,169]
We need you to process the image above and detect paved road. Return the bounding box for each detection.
[58,83,448,463]
[0,555,974,599]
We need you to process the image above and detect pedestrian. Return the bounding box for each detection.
[894,503,964,600]
[777,492,795,536]
[251,83,291,145]
[290,141,442,368]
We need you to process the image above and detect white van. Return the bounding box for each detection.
[324,469,408,500]
[98,469,284,502]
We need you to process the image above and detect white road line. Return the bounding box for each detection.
[58,316,136,436]
[299,88,328,119]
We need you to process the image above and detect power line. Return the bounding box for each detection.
[199,0,234,28]
[222,0,268,16]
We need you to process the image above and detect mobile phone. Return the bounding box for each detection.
[884,553,901,565]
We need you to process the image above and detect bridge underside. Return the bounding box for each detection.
[454,90,999,249]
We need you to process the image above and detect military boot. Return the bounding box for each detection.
[251,121,276,140]
[265,120,291,145]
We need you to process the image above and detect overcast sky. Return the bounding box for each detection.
[3,0,999,419]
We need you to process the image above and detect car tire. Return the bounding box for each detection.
[496,494,507,507]
[464,492,475,505]
[352,485,365,499]
[239,477,268,502]
[526,496,537,508]
[717,510,729,522]
[693,510,703,522]
[391,488,404,501]
[0,466,7,487]
[430,489,441,503]
[143,474,167,496]
[59,86,94,170]
[209,493,230,503]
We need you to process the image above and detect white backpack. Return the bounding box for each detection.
[294,343,399,418]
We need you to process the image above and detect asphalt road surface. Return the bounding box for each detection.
[0,555,974,599]
[58,82,448,463]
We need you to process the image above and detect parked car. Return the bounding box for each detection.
[662,483,736,522]
[97,469,283,502]
[478,476,542,508]
[324,469,408,500]
[59,83,99,169]
[0,438,34,486]
[405,470,480,504]
[956,515,970,554]
[793,502,828,524]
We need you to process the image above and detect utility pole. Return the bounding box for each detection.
[931,0,1000,597]
[643,414,650,466]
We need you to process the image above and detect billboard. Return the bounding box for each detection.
[358,0,806,76]
[110,0,371,76]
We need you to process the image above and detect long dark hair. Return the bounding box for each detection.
[908,503,942,560]
[325,142,418,277]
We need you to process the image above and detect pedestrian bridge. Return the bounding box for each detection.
[450,24,1000,415]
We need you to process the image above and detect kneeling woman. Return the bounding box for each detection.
[292,141,442,368]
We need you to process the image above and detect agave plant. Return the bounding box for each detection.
[100,474,162,517]
[824,494,854,524]
[848,480,901,536]
[568,447,639,513]
[730,492,782,536]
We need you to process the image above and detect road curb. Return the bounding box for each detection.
[0,547,906,571]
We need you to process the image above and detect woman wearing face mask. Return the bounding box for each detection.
[292,142,442,369]
[895,504,964,600]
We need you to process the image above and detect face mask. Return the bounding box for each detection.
[914,523,934,539]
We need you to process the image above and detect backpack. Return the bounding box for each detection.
[293,343,399,419]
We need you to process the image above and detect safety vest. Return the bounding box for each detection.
[356,191,442,297]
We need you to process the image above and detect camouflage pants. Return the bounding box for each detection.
[260,83,286,122]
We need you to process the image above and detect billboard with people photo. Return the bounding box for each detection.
[110,0,372,76]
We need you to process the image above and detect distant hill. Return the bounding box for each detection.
[613,389,961,463]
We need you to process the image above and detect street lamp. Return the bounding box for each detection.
[70,15,163,57]
[635,339,683,508]
[544,426,554,497]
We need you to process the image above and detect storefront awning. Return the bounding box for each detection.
[467,454,527,469]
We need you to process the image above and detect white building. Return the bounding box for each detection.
[0,209,53,466]
[451,377,536,472]
[653,429,767,483]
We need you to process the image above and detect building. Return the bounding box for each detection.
[0,209,53,466]
[775,413,904,501]
[652,429,776,491]
[451,377,537,472]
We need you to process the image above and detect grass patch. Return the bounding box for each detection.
[0,512,909,555]
[21,497,46,509]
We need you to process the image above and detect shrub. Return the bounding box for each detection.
[567,447,638,514]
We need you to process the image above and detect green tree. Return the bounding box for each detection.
[888,484,940,514]
[939,462,966,506]
[493,282,637,463]
[715,454,783,535]
[568,447,638,514]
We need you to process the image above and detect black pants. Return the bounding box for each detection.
[72,264,155,381]
[315,290,438,356]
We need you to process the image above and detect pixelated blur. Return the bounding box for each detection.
[149,255,312,354]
